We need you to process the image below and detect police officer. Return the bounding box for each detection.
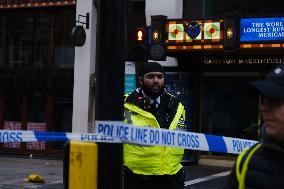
[224,64,284,189]
[123,62,187,189]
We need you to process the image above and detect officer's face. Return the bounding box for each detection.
[139,72,164,98]
[261,97,284,144]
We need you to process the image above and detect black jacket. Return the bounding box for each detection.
[125,89,180,129]
[223,129,284,189]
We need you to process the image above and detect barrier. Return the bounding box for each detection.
[64,141,98,189]
[0,121,258,154]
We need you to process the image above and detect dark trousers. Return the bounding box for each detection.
[123,167,185,189]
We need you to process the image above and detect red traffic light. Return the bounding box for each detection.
[133,28,147,43]
[130,27,148,60]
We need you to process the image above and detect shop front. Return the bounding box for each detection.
[157,16,284,159]
[0,0,76,155]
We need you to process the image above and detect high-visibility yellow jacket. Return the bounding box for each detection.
[124,91,186,175]
[234,143,261,189]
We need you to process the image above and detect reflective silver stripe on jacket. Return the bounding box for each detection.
[124,109,136,124]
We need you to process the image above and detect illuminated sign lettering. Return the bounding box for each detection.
[240,17,284,42]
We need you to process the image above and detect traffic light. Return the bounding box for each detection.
[149,15,167,61]
[130,27,148,61]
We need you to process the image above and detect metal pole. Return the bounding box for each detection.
[95,0,126,189]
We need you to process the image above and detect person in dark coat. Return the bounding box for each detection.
[223,64,284,189]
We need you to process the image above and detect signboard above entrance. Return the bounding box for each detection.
[167,19,223,42]
[166,19,224,50]
[240,17,284,42]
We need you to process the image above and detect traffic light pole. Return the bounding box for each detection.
[95,0,126,189]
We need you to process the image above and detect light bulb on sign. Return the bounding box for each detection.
[152,31,159,41]
[226,27,234,39]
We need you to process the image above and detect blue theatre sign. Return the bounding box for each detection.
[240,17,284,42]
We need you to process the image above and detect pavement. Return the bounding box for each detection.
[0,155,64,189]
[0,154,233,189]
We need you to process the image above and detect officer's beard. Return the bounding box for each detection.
[141,83,164,99]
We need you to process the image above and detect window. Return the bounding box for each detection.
[28,92,45,122]
[202,73,259,139]
[183,0,284,19]
[4,94,21,121]
[0,8,75,68]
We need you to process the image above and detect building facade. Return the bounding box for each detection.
[1,0,284,160]
[142,0,284,160]
[0,0,75,155]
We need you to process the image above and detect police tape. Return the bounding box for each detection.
[0,121,258,154]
